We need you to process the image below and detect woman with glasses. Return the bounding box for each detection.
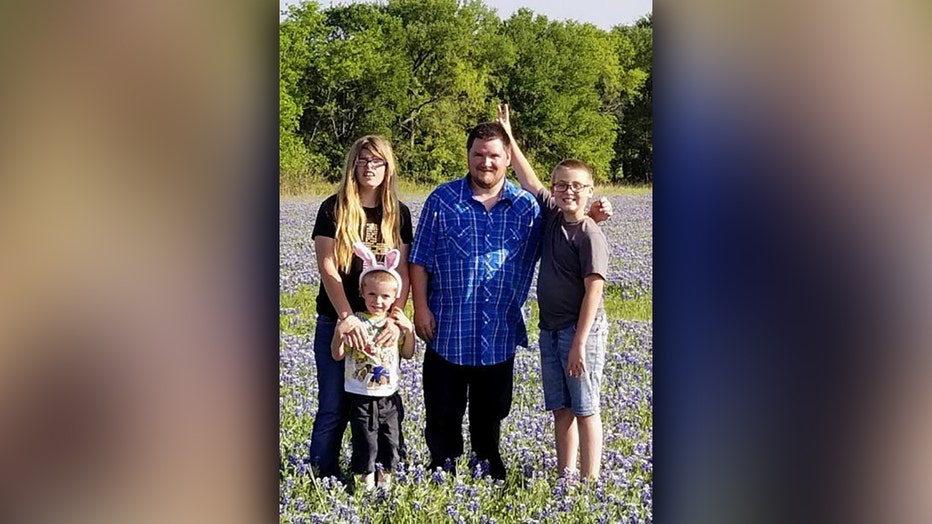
[308,135,413,480]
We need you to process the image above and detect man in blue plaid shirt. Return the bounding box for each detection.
[409,121,542,480]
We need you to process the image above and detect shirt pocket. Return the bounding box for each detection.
[504,224,529,261]
[442,221,473,259]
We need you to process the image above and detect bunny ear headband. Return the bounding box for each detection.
[353,242,403,298]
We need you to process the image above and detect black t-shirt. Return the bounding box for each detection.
[311,194,413,319]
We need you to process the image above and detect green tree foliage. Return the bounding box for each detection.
[495,10,625,183]
[280,2,331,189]
[611,13,652,183]
[384,0,505,182]
[279,0,652,190]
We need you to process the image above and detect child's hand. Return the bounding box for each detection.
[567,343,586,378]
[497,103,513,137]
[588,197,613,223]
[390,307,413,333]
[372,320,400,348]
[338,315,368,350]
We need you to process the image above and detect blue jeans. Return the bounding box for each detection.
[308,315,348,478]
[539,316,608,416]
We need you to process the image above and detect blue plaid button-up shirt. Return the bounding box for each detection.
[409,176,542,366]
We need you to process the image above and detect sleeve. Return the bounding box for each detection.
[408,192,438,272]
[399,203,414,244]
[535,187,559,221]
[311,195,337,239]
[581,223,610,280]
[526,196,544,264]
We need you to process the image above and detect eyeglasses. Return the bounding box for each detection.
[355,157,387,168]
[552,181,591,193]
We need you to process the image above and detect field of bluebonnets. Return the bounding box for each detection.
[280,192,652,523]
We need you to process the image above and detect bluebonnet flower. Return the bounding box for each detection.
[294,497,308,513]
[320,476,334,491]
[296,460,309,476]
[412,464,426,484]
[473,459,489,479]
[523,463,534,479]
[431,468,447,485]
[393,462,408,485]
[553,476,569,498]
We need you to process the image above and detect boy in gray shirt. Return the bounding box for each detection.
[498,104,610,480]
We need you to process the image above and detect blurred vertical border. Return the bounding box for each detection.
[654,0,932,523]
[0,0,280,522]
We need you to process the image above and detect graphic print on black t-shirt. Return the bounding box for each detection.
[363,222,390,258]
[310,195,413,319]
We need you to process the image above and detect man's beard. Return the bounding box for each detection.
[469,169,503,190]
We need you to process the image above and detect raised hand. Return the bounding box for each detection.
[497,103,513,137]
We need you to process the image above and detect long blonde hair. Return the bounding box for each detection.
[333,135,402,272]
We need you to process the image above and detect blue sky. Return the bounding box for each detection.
[280,0,652,29]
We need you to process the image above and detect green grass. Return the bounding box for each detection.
[280,285,318,337]
[282,283,650,339]
[603,285,652,321]
[525,284,652,336]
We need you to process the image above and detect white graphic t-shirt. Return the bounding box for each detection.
[342,312,401,397]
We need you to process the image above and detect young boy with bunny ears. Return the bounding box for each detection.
[331,242,415,490]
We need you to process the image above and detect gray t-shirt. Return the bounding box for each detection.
[535,188,609,331]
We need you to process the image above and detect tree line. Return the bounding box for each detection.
[280,0,651,191]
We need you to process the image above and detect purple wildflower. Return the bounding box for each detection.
[431,468,447,485]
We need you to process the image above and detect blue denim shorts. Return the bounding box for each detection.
[539,316,609,416]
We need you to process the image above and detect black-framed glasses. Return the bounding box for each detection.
[354,157,387,168]
[552,181,591,193]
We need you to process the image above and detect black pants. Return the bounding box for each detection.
[422,349,514,479]
[346,392,405,475]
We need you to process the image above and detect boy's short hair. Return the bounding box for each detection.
[552,159,595,184]
[360,269,400,292]
[467,122,511,152]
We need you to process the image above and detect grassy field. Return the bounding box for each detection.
[279,194,652,523]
